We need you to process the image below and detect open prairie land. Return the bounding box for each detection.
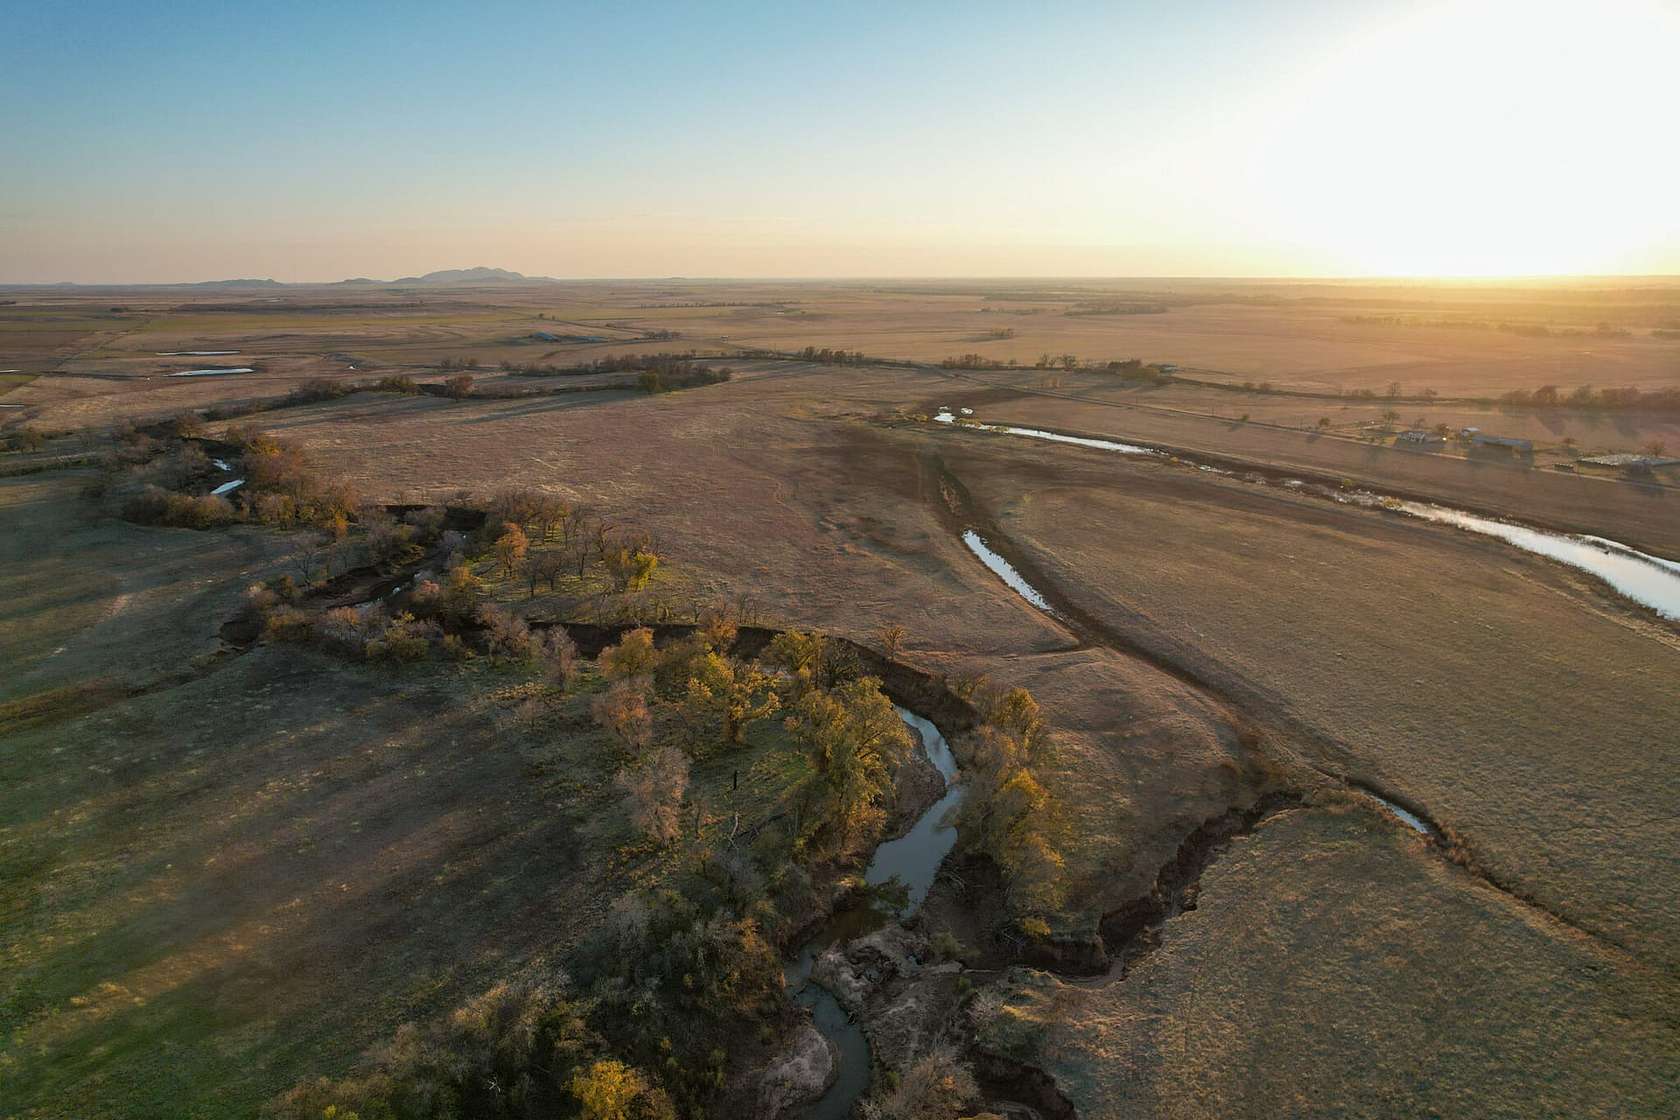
[2,281,1677,1120]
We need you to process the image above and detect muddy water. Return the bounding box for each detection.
[936,411,1680,621]
[788,708,962,1119]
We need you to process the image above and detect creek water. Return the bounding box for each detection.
[935,408,1155,456]
[787,708,963,1119]
[961,530,1055,614]
[210,478,245,496]
[169,367,256,377]
[1361,790,1434,836]
[935,410,1680,621]
[1386,501,1680,620]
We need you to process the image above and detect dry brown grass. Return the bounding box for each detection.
[940,432,1680,968]
[979,805,1680,1119]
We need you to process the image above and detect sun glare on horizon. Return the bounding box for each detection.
[1234,0,1680,278]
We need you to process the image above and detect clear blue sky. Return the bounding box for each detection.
[4,0,1676,281]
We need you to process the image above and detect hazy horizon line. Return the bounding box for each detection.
[6,271,1680,288]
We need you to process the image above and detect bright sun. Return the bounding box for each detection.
[1241,0,1680,276]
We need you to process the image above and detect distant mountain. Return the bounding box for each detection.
[388,266,556,285]
[188,278,286,288]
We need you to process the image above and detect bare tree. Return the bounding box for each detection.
[615,744,690,844]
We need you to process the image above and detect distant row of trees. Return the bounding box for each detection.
[1343,314,1634,339]
[1501,384,1680,412]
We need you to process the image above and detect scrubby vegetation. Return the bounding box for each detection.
[109,422,361,534]
[69,419,1077,1118]
[264,614,942,1119]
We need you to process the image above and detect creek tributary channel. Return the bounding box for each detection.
[786,707,964,1120]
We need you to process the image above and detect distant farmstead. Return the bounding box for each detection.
[1396,429,1445,447]
[1470,433,1533,453]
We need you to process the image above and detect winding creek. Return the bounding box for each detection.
[935,410,1680,621]
[787,708,964,1119]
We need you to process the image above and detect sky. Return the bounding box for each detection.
[3,0,1677,282]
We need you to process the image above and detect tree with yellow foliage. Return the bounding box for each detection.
[685,651,780,744]
[785,677,910,849]
[600,627,658,683]
[494,521,528,577]
[570,1059,674,1120]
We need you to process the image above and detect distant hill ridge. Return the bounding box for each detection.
[384,266,556,285]
[6,267,560,288]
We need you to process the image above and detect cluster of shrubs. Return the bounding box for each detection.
[125,486,238,528]
[372,374,420,394]
[269,621,916,1120]
[271,968,677,1120]
[115,424,362,533]
[508,351,708,377]
[939,353,1013,369]
[1096,358,1173,382]
[289,374,423,404]
[637,364,731,394]
[791,346,869,366]
[284,378,354,404]
[3,425,48,453]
